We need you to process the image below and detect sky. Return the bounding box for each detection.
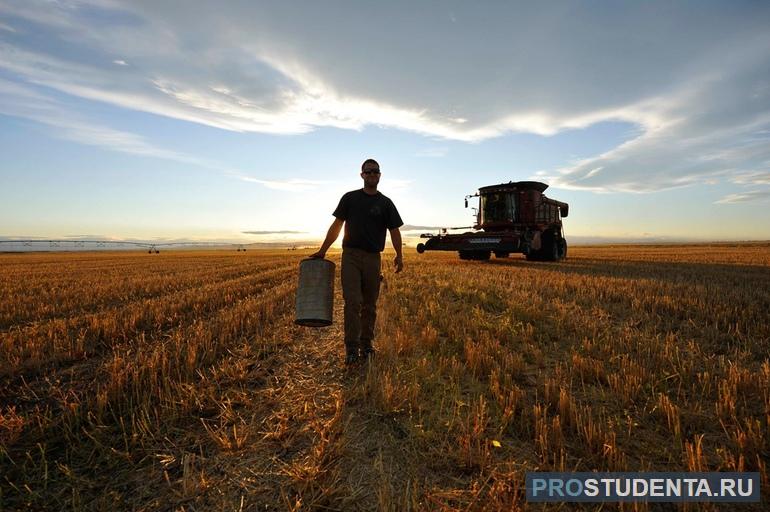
[1,0,769,246]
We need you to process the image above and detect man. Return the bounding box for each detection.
[310,158,404,365]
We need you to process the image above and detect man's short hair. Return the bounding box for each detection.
[361,158,379,171]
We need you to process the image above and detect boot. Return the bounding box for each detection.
[345,347,360,365]
[359,339,375,360]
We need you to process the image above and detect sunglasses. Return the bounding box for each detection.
[362,169,381,175]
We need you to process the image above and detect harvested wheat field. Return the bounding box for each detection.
[1,244,768,511]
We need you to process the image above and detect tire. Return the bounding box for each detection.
[540,230,558,261]
[476,250,491,261]
[558,239,568,260]
[494,251,509,258]
[416,243,426,254]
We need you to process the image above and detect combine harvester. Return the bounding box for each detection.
[416,181,569,261]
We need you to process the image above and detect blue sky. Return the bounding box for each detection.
[1,1,769,245]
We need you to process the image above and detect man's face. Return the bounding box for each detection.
[361,162,381,186]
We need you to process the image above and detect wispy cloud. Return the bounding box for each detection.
[1,1,769,193]
[234,177,324,191]
[0,76,325,192]
[416,146,449,158]
[0,77,198,162]
[715,190,770,204]
[383,179,413,190]
[733,172,770,186]
[242,230,307,235]
[63,234,117,239]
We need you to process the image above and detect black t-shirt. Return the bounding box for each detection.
[333,189,403,253]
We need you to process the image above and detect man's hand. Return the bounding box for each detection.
[394,255,403,273]
[389,227,403,273]
[310,250,326,259]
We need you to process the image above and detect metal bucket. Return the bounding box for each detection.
[295,258,335,327]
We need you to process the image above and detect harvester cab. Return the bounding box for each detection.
[416,181,569,261]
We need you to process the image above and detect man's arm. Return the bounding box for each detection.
[310,218,344,258]
[389,227,403,273]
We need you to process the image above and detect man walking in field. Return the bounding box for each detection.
[311,158,404,365]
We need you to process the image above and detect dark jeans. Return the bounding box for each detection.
[341,248,381,355]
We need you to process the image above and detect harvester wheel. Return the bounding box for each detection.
[558,239,568,260]
[538,230,557,261]
[476,250,491,261]
[416,243,426,254]
[549,238,559,261]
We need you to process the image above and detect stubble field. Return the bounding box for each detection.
[1,244,768,511]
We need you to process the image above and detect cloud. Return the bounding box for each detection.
[63,234,117,239]
[0,235,49,241]
[242,230,307,235]
[0,76,324,192]
[233,176,324,191]
[546,61,770,192]
[382,179,413,191]
[112,59,127,66]
[416,146,449,158]
[733,172,770,186]
[0,76,204,163]
[1,1,770,192]
[715,190,770,204]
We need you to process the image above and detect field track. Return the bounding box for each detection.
[1,244,768,510]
